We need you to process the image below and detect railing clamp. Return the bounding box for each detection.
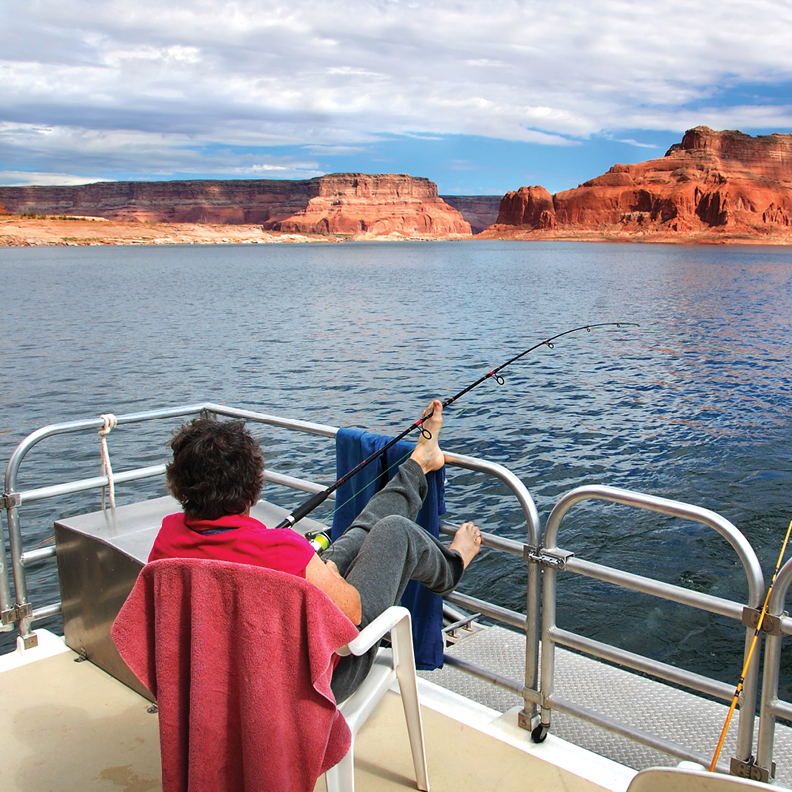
[524,547,574,570]
[730,755,774,783]
[2,492,21,509]
[1,602,33,626]
[741,606,783,636]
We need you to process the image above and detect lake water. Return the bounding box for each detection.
[1,240,791,698]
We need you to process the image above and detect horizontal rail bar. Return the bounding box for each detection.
[566,557,746,621]
[549,627,736,702]
[545,693,729,773]
[769,700,792,723]
[442,450,540,547]
[5,405,207,491]
[445,592,526,631]
[30,602,62,622]
[440,522,525,557]
[19,465,167,503]
[20,546,56,565]
[203,403,339,438]
[545,485,764,607]
[442,654,523,696]
[263,470,336,498]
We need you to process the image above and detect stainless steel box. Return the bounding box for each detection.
[54,496,323,700]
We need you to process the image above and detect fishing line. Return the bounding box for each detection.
[709,516,792,772]
[275,321,639,531]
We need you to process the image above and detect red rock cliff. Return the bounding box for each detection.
[486,127,792,242]
[0,174,471,238]
[273,174,470,237]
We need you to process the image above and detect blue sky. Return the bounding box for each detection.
[2,0,792,196]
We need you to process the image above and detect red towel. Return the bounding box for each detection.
[111,558,359,792]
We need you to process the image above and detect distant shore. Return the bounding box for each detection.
[3,215,792,247]
[0,216,344,247]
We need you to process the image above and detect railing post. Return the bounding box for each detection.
[441,450,542,730]
[756,558,792,780]
[0,495,16,633]
[4,493,35,646]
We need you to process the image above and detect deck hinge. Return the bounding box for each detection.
[730,756,774,783]
[1,602,33,625]
[524,547,574,570]
[741,607,783,636]
[2,492,21,509]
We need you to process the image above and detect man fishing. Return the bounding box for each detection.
[149,399,482,701]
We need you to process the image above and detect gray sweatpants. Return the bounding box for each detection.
[323,459,465,702]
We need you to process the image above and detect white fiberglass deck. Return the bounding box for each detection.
[0,631,631,792]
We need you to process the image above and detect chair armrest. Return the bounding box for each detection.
[336,606,411,656]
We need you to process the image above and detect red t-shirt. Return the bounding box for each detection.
[149,512,315,578]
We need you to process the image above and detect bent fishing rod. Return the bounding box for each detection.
[274,321,639,531]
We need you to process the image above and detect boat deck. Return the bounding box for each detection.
[421,623,792,787]
[0,631,631,792]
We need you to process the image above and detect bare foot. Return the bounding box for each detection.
[410,399,445,474]
[449,521,482,569]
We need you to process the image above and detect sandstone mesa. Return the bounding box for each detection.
[484,127,792,244]
[0,174,471,241]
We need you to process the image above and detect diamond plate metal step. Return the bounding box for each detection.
[419,623,792,787]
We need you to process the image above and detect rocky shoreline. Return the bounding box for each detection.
[0,217,348,247]
[3,214,792,247]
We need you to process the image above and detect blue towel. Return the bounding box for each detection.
[331,428,446,670]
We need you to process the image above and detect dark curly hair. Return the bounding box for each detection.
[166,417,265,520]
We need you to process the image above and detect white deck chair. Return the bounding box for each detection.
[326,606,430,792]
[627,766,773,792]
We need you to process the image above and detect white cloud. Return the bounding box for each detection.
[2,0,792,180]
[0,170,110,186]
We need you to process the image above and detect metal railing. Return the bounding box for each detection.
[3,405,790,780]
[757,557,792,781]
[537,485,766,774]
[1,403,543,699]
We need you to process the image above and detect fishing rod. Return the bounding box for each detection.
[709,516,792,772]
[274,321,639,531]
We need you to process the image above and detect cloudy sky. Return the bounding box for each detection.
[3,0,792,194]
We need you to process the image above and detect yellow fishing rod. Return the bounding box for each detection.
[709,516,792,772]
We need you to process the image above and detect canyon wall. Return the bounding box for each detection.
[0,174,471,238]
[439,196,501,233]
[484,127,792,242]
[0,179,318,225]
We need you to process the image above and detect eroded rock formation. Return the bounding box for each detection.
[485,127,792,242]
[273,174,470,237]
[0,174,471,239]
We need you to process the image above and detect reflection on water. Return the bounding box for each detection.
[1,241,791,695]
